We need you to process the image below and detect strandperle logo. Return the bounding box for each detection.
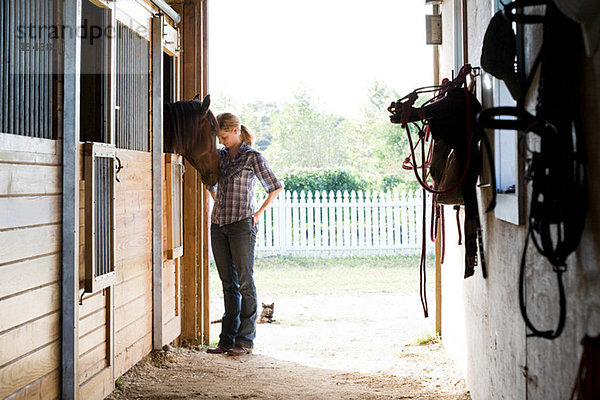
[12,19,151,74]
[17,19,149,46]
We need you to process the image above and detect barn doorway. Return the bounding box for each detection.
[202,0,467,398]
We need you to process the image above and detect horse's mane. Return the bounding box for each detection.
[164,100,218,155]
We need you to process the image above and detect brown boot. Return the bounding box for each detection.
[226,344,252,356]
[206,344,230,354]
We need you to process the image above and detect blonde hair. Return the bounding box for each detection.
[216,112,255,147]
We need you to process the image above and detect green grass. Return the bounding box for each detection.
[210,256,434,298]
[412,332,440,345]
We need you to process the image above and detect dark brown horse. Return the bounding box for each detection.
[164,94,220,186]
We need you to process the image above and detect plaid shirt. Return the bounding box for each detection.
[209,142,282,226]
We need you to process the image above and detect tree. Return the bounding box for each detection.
[264,90,362,174]
[211,94,279,151]
[211,83,420,191]
[355,81,418,190]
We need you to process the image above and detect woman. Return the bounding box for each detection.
[207,113,283,356]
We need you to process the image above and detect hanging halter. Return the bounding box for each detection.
[388,64,495,317]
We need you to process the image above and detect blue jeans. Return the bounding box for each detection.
[211,218,257,349]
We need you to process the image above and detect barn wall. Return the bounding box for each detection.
[74,0,178,396]
[162,160,182,345]
[75,112,184,400]
[77,148,154,398]
[0,0,196,397]
[0,133,61,399]
[523,39,600,400]
[438,1,600,399]
[113,150,154,377]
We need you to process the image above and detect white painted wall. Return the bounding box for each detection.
[437,1,600,399]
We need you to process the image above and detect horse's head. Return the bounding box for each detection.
[191,94,220,186]
[164,94,220,187]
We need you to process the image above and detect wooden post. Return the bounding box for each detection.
[179,0,211,345]
[200,0,211,346]
[181,157,200,343]
[180,0,198,344]
[461,0,468,64]
[432,6,442,336]
[201,183,210,345]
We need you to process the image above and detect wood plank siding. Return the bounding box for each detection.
[0,133,61,399]
[77,149,153,394]
[0,0,191,397]
[162,155,182,345]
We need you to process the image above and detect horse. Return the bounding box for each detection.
[164,94,220,187]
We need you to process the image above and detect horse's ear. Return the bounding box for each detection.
[200,94,211,113]
[192,93,202,102]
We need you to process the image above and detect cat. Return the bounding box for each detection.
[210,302,275,324]
[257,302,275,324]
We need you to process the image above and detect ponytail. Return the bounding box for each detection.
[240,124,255,147]
[216,112,256,147]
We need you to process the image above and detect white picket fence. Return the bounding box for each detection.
[253,189,433,257]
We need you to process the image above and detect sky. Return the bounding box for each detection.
[208,0,434,119]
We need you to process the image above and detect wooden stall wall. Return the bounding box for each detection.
[0,0,183,397]
[0,134,61,399]
[77,147,153,398]
[112,149,153,377]
[161,23,183,346]
[75,0,156,397]
[161,247,182,345]
[162,154,183,345]
[113,1,154,380]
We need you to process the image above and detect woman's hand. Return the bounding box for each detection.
[252,188,282,226]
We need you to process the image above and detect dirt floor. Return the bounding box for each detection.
[107,293,470,400]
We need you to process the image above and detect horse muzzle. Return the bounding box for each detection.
[201,171,220,187]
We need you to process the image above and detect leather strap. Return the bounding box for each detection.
[518,228,567,339]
